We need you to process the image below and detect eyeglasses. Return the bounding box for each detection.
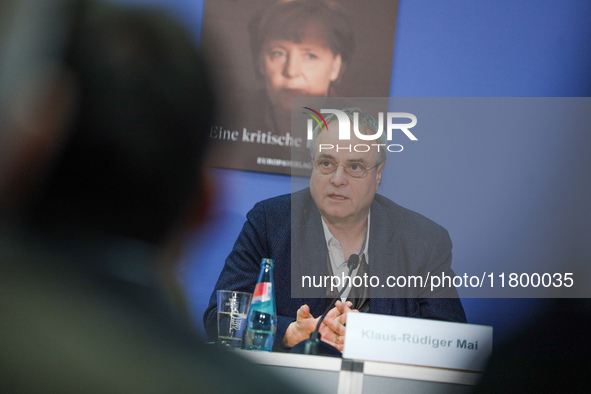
[313,158,379,178]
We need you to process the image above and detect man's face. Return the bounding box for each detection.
[260,37,342,114]
[309,121,385,227]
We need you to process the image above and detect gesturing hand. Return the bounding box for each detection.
[282,300,356,351]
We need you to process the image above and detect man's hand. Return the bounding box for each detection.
[318,300,354,351]
[282,301,355,351]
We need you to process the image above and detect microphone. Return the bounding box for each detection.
[292,254,360,357]
[347,254,361,272]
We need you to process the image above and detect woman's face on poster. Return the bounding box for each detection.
[260,37,342,114]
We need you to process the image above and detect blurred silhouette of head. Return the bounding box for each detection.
[1,0,217,246]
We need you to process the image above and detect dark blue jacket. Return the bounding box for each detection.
[204,188,466,350]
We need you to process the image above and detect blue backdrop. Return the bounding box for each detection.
[118,0,591,344]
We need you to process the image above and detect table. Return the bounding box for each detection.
[239,350,481,393]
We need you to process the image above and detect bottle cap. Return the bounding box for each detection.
[261,258,274,267]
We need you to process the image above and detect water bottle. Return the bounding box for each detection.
[243,258,276,351]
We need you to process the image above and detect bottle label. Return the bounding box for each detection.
[252,282,272,304]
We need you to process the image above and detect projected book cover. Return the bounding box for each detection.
[201,0,399,176]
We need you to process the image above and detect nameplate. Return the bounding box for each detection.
[343,313,492,371]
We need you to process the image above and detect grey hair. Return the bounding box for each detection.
[308,107,387,164]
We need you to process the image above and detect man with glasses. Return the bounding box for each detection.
[205,108,466,352]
